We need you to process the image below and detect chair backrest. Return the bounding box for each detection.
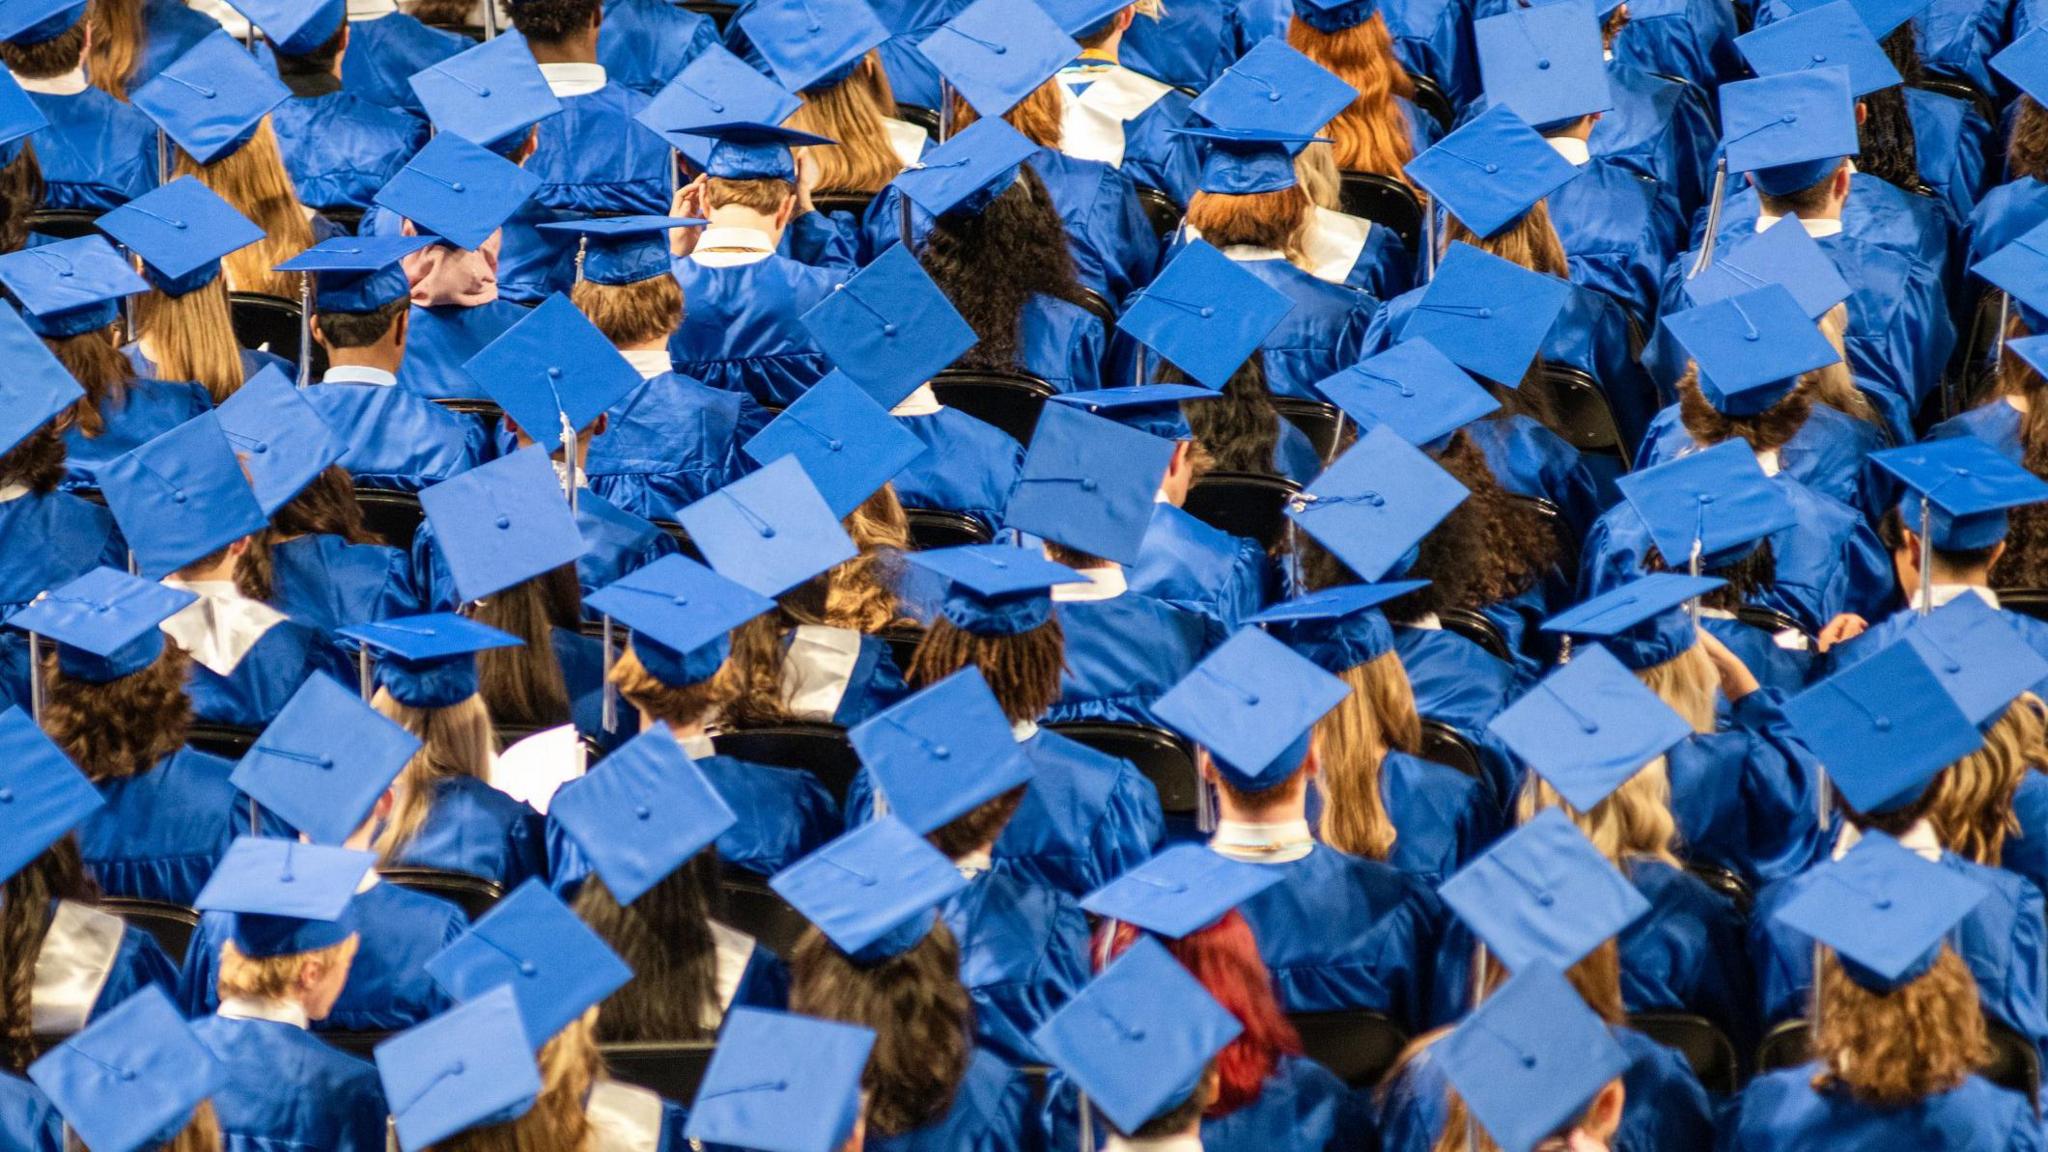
[604,1041,719,1104]
[1045,722,1200,816]
[683,0,737,30]
[433,398,504,442]
[379,867,506,922]
[1335,171,1423,252]
[1914,76,1998,130]
[1183,471,1300,551]
[1755,1019,2039,1108]
[1998,588,2048,624]
[896,104,941,134]
[99,897,202,962]
[712,724,862,805]
[1436,607,1512,663]
[494,723,606,767]
[1407,73,1454,131]
[904,507,994,549]
[187,723,261,761]
[1684,862,1754,915]
[1133,185,1183,239]
[1627,1012,1740,1095]
[1957,289,2008,417]
[25,209,102,242]
[1733,604,1811,642]
[321,206,365,236]
[1417,720,1481,780]
[1274,398,1346,464]
[354,488,427,551]
[228,292,307,371]
[931,370,1057,446]
[813,191,876,218]
[1528,363,1630,467]
[1287,1010,1412,1089]
[1076,288,1117,333]
[321,1030,391,1059]
[718,872,812,958]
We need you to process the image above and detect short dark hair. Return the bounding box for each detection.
[1756,159,1847,218]
[274,24,346,79]
[316,298,408,349]
[0,23,86,79]
[505,0,600,43]
[1878,504,2000,570]
[1113,1065,1213,1140]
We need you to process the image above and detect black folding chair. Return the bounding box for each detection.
[1274,398,1346,463]
[434,398,505,442]
[713,724,862,806]
[931,369,1057,446]
[1336,171,1424,253]
[1733,605,1812,646]
[1289,1010,1412,1089]
[100,897,202,962]
[1183,472,1300,551]
[354,488,427,551]
[1407,73,1455,132]
[896,104,942,135]
[1046,722,1200,819]
[1684,862,1754,916]
[604,1041,718,1103]
[1998,589,2048,623]
[904,507,994,549]
[813,190,876,217]
[683,0,737,30]
[320,206,365,236]
[1913,76,1998,132]
[1418,720,1482,780]
[718,871,812,958]
[1437,608,1512,663]
[321,1031,391,1059]
[1076,288,1117,333]
[187,723,261,761]
[1529,362,1630,468]
[229,292,307,370]
[1629,1012,1741,1095]
[25,209,101,241]
[379,867,506,922]
[1134,185,1183,239]
[880,627,924,677]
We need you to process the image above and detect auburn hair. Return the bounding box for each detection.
[1811,946,1990,1107]
[40,644,192,779]
[950,79,1064,150]
[609,641,736,728]
[1674,365,1814,454]
[0,141,43,256]
[1803,303,1880,426]
[786,52,905,194]
[570,274,682,348]
[174,121,314,299]
[370,690,500,864]
[907,614,1066,725]
[1314,651,1423,862]
[132,280,248,403]
[1287,15,1416,182]
[85,0,142,99]
[928,786,1027,860]
[1186,187,1311,259]
[45,325,132,440]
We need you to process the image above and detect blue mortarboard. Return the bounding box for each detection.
[1189,38,1355,135]
[801,244,978,407]
[223,0,343,53]
[1993,27,2048,105]
[8,567,195,683]
[342,613,522,709]
[1032,936,1243,1135]
[425,879,635,1048]
[1406,105,1580,239]
[418,447,588,603]
[903,544,1083,636]
[1682,216,1851,320]
[0,705,100,884]
[918,0,1078,117]
[1780,0,1929,36]
[1737,1,1899,96]
[1313,338,1499,448]
[769,817,968,962]
[1540,573,1720,670]
[97,177,263,297]
[1155,627,1350,792]
[1005,402,1177,565]
[1286,424,1469,581]
[742,372,929,518]
[1117,240,1294,390]
[1476,0,1614,127]
[683,1009,876,1152]
[230,674,421,844]
[1037,0,1128,35]
[409,34,561,150]
[536,215,699,286]
[1873,436,2048,551]
[0,302,83,458]
[276,236,435,313]
[1407,242,1572,384]
[1974,220,2048,331]
[1441,809,1651,970]
[0,235,148,338]
[1290,0,1375,32]
[377,986,542,1152]
[213,364,343,515]
[1718,69,1858,196]
[1785,637,1982,814]
[1047,384,1217,442]
[851,668,1035,834]
[584,555,775,688]
[1615,439,1799,568]
[1248,581,1428,672]
[0,68,47,167]
[1434,962,1631,1152]
[686,120,835,181]
[0,0,84,45]
[680,457,858,598]
[549,723,738,904]
[1904,594,2048,727]
[98,414,268,579]
[1488,645,1693,811]
[132,32,290,164]
[891,117,1037,219]
[1081,843,1282,937]
[637,45,801,170]
[467,294,642,449]
[1175,125,1321,195]
[193,837,373,958]
[742,0,890,91]
[1773,830,1990,992]
[2015,334,2048,380]
[376,133,542,252]
[27,988,228,1152]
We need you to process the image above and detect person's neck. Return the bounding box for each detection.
[1216,794,1304,827]
[174,557,238,584]
[704,207,784,245]
[326,347,403,374]
[1927,562,1993,589]
[1761,200,1845,225]
[526,36,597,66]
[618,335,670,354]
[514,434,592,474]
[1079,38,1122,63]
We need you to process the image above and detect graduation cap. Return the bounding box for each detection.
[342,612,521,709]
[801,244,979,407]
[682,1008,876,1152]
[850,667,1035,834]
[1117,240,1294,390]
[97,414,268,579]
[1736,1,1900,96]
[536,215,699,286]
[213,364,344,515]
[27,988,229,1152]
[1992,26,2048,106]
[1902,594,2048,728]
[1047,384,1217,442]
[1080,843,1282,937]
[1405,105,1580,239]
[1681,216,1852,320]
[1031,936,1243,1136]
[0,68,48,167]
[1155,627,1350,792]
[1288,0,1376,33]
[890,117,1038,219]
[1783,636,1982,815]
[0,302,83,459]
[1475,0,1614,128]
[1871,436,2048,552]
[1433,962,1631,1152]
[0,705,101,884]
[408,34,562,151]
[917,0,1079,118]
[275,235,437,313]
[769,816,968,962]
[741,372,929,518]
[1005,401,1178,565]
[0,0,84,45]
[741,0,890,92]
[1248,580,1428,673]
[1488,645,1693,812]
[903,543,1084,637]
[1615,439,1799,569]
[2013,334,2048,382]
[425,879,635,1048]
[0,235,149,338]
[375,133,542,252]
[417,447,588,604]
[1175,125,1323,195]
[1779,0,1929,37]
[584,554,776,688]
[681,457,859,599]
[132,32,290,164]
[8,567,196,684]
[376,986,543,1152]
[1312,338,1499,448]
[194,837,374,958]
[466,294,642,452]
[97,177,264,297]
[1772,830,1990,992]
[1540,573,1720,671]
[1973,220,2048,331]
[684,120,835,182]
[636,45,801,169]
[1189,37,1355,135]
[229,674,421,844]
[1407,242,1572,385]
[1440,808,1651,971]
[548,722,738,904]
[1717,68,1858,196]
[221,0,343,54]
[1286,424,1470,582]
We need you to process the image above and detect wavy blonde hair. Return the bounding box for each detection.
[1294,143,1343,211]
[1811,946,1990,1107]
[950,79,1063,150]
[1443,204,1569,279]
[1633,641,1717,735]
[370,690,499,864]
[131,280,248,402]
[787,52,905,194]
[216,935,359,1001]
[174,121,314,299]
[1924,697,2047,866]
[1288,15,1416,182]
[430,1012,603,1152]
[1517,760,1682,868]
[1803,303,1880,426]
[1314,651,1422,861]
[827,485,916,633]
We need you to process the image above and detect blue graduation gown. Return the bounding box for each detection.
[387,775,547,889]
[1931,399,2025,463]
[892,406,1025,533]
[262,532,422,683]
[2007,772,2048,913]
[37,900,180,1025]
[1056,63,1201,206]
[1131,501,1268,649]
[21,88,156,211]
[718,0,965,111]
[1464,412,1604,545]
[1703,613,1814,700]
[412,487,679,609]
[63,372,213,489]
[305,375,486,492]
[0,491,125,711]
[181,880,466,1033]
[1634,403,1884,517]
[190,1015,388,1152]
[1549,155,1683,326]
[1593,62,1717,227]
[1690,171,1957,290]
[1723,1065,2045,1152]
[185,618,323,729]
[585,371,770,523]
[1666,692,1827,886]
[340,13,469,116]
[0,1075,56,1152]
[1966,178,2048,274]
[270,90,428,212]
[1045,594,1210,728]
[1619,856,1758,1057]
[79,747,249,906]
[1015,295,1107,393]
[1604,0,1740,94]
[497,81,671,303]
[397,301,531,400]
[864,1049,1030,1152]
[1906,87,1991,230]
[1379,750,1495,885]
[1121,0,1234,91]
[1833,594,2048,695]
[670,254,840,408]
[1227,0,1477,110]
[1393,624,1524,807]
[1203,1055,1375,1152]
[597,0,720,95]
[1219,257,1376,402]
[137,0,224,89]
[940,868,1089,1067]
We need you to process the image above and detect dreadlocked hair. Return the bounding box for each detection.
[918,165,1085,372]
[1287,13,1416,182]
[473,565,580,729]
[785,52,904,194]
[1443,203,1570,279]
[828,485,917,633]
[572,860,723,1042]
[948,78,1063,149]
[45,324,131,440]
[1,839,94,1073]
[430,1013,601,1152]
[131,279,248,403]
[0,422,68,494]
[40,643,193,781]
[907,613,1066,725]
[0,140,42,255]
[1400,429,1560,614]
[2011,96,2048,181]
[1923,697,2046,867]
[1812,946,1990,1107]
[84,0,141,99]
[235,466,377,602]
[173,121,314,298]
[1674,364,1815,453]
[1855,26,1923,193]
[1172,357,1284,480]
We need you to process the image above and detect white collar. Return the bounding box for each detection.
[491,724,589,815]
[321,365,399,388]
[1754,447,1781,477]
[1050,565,1126,602]
[620,349,671,380]
[189,0,248,35]
[1105,1133,1204,1151]
[890,383,942,416]
[883,118,928,168]
[706,921,755,1025]
[1059,62,1173,119]
[1011,719,1040,742]
[678,732,716,760]
[538,61,607,98]
[1410,612,1442,631]
[955,846,994,878]
[1546,136,1591,166]
[1055,66,1171,169]
[160,577,289,676]
[551,458,589,491]
[0,482,31,504]
[689,226,776,269]
[15,67,88,96]
[1219,243,1288,263]
[1299,206,1372,285]
[33,901,124,1036]
[1211,819,1315,863]
[1930,584,1998,609]
[346,0,397,17]
[1834,817,1943,863]
[1754,213,1843,239]
[218,996,311,1030]
[585,1080,666,1152]
[780,625,861,722]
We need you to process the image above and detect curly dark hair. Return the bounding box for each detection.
[2011,97,2048,181]
[918,166,1086,373]
[0,423,67,494]
[1645,538,1777,611]
[1170,357,1283,479]
[1675,367,1814,454]
[503,0,598,41]
[41,644,194,779]
[1856,26,1923,194]
[572,861,722,1042]
[0,140,42,256]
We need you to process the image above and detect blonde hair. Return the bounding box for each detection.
[1287,15,1416,182]
[1314,652,1422,861]
[1803,303,1881,426]
[1516,760,1683,867]
[1924,697,2047,866]
[174,121,314,299]
[1294,143,1344,212]
[785,53,904,194]
[827,485,915,633]
[1443,204,1570,279]
[1811,946,1990,1107]
[369,690,499,864]
[131,280,248,403]
[430,1013,602,1152]
[215,936,357,1002]
[1634,642,1717,735]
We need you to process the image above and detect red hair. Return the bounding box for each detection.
[1102,912,1301,1115]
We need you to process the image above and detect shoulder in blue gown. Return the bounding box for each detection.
[863,1049,1030,1152]
[340,13,469,116]
[1723,1064,2044,1152]
[597,0,720,95]
[270,90,428,211]
[1593,62,1716,226]
[1931,400,2025,463]
[670,253,840,408]
[1046,594,1210,727]
[263,531,423,680]
[1392,624,1524,805]
[1619,856,1758,1056]
[190,1015,388,1151]
[21,88,156,211]
[2006,772,2048,907]
[1904,86,1990,228]
[586,371,770,523]
[137,0,223,88]
[64,370,213,490]
[1635,402,1884,516]
[1120,0,1234,91]
[1603,0,1740,93]
[0,491,125,710]
[397,300,532,401]
[1967,178,2048,272]
[890,404,1025,533]
[1377,750,1496,884]
[940,867,1089,1066]
[389,775,547,889]
[305,377,486,492]
[80,747,248,905]
[1550,155,1682,327]
[1464,412,1604,545]
[0,1074,56,1152]
[1226,258,1375,402]
[1202,1054,1374,1152]
[185,617,323,729]
[1130,501,1268,649]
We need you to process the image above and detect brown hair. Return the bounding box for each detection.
[235,466,378,602]
[0,141,44,256]
[132,280,248,403]
[45,325,132,441]
[0,22,84,78]
[1924,698,2046,866]
[85,0,142,99]
[503,0,600,41]
[1810,946,1990,1107]
[828,487,916,634]
[472,566,580,729]
[215,935,358,1001]
[40,644,193,780]
[610,641,735,727]
[1,840,93,1072]
[949,79,1064,151]
[572,862,721,1042]
[786,53,904,194]
[570,274,682,348]
[704,176,795,216]
[431,1014,602,1152]
[907,614,1066,725]
[1314,651,1422,861]
[0,422,68,494]
[370,690,500,864]
[1674,365,1815,454]
[161,1104,223,1152]
[1287,15,1416,182]
[1803,303,1880,426]
[1186,187,1311,257]
[2011,96,2048,182]
[919,165,1086,372]
[174,122,314,299]
[721,579,836,727]
[1395,430,1561,614]
[1177,357,1284,481]
[1754,160,1846,220]
[315,297,408,348]
[1443,203,1570,280]
[929,786,1028,860]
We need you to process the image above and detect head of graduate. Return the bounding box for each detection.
[503,0,601,57]
[281,237,430,381]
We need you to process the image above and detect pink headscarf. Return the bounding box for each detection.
[399,218,502,308]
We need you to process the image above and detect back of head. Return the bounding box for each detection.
[906,613,1066,726]
[0,421,68,496]
[235,465,376,602]
[175,123,314,298]
[1442,203,1568,280]
[2013,97,2048,182]
[42,321,131,440]
[1515,760,1681,867]
[370,688,498,862]
[0,141,43,256]
[85,0,144,100]
[40,641,193,780]
[472,567,578,728]
[504,0,601,44]
[1403,429,1560,613]
[0,21,85,81]
[1813,944,1990,1106]
[609,641,737,728]
[919,165,1083,372]
[132,278,247,404]
[570,274,682,349]
[432,1013,601,1151]
[0,841,91,1072]
[1286,13,1415,179]
[1631,640,1718,735]
[1674,364,1816,456]
[1315,650,1421,861]
[1922,698,2046,866]
[571,861,721,1042]
[1854,27,1922,193]
[784,53,903,194]
[950,78,1063,150]
[1174,357,1283,481]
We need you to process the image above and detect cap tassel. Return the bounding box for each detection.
[296,273,313,388]
[1916,496,1935,618]
[937,79,956,144]
[27,633,44,724]
[1686,156,1730,279]
[600,616,618,735]
[357,647,374,702]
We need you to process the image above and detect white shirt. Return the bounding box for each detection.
[890,383,943,416]
[218,996,312,1030]
[586,1080,667,1152]
[884,118,929,168]
[1105,1133,1205,1152]
[1754,214,1844,239]
[1930,584,1999,610]
[346,0,397,18]
[689,225,777,269]
[160,577,290,676]
[539,61,607,99]
[1546,136,1592,167]
[1050,565,1127,602]
[1218,244,1288,263]
[321,365,399,388]
[1834,817,1942,863]
[620,349,671,380]
[0,482,31,504]
[678,731,717,760]
[955,847,994,878]
[780,624,863,720]
[16,67,87,96]
[1211,819,1316,863]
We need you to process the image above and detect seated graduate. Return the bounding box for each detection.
[334,0,467,116]
[186,839,390,1149]
[25,988,228,1152]
[257,0,429,214]
[1587,0,1715,227]
[182,677,468,1034]
[739,0,927,185]
[1040,0,1200,207]
[774,819,1033,1151]
[1725,834,2048,1152]
[581,0,720,99]
[283,236,488,492]
[0,0,155,210]
[678,1007,876,1152]
[1966,36,2048,273]
[1382,816,1716,1152]
[1245,0,1445,172]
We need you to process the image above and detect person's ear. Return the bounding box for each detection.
[1196,748,1217,783]
[1992,539,2009,569]
[309,315,329,351]
[1584,1079,1627,1141]
[228,536,252,560]
[391,307,410,346]
[1854,99,1868,127]
[591,412,609,437]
